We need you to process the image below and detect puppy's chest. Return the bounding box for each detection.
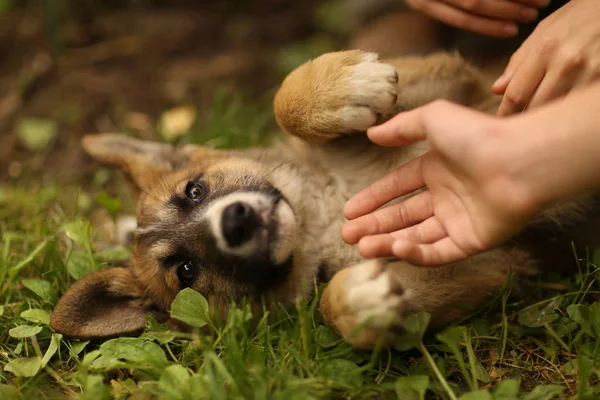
[270,162,364,275]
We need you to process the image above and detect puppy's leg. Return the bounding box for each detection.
[320,248,536,350]
[274,50,493,143]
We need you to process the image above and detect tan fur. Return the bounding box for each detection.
[52,50,591,349]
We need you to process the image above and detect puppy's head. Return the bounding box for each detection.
[51,134,302,339]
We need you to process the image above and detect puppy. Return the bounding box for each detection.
[50,50,592,349]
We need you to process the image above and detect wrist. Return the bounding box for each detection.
[492,84,600,216]
[477,119,546,222]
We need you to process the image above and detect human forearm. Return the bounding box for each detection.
[497,80,600,215]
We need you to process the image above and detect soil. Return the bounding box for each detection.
[0,0,327,183]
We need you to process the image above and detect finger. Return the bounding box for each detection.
[497,54,547,115]
[418,1,518,37]
[526,64,581,109]
[367,100,469,147]
[367,111,428,147]
[342,191,433,244]
[442,0,538,22]
[344,156,425,220]
[357,234,396,259]
[492,42,530,94]
[356,217,447,259]
[510,0,550,8]
[390,216,447,244]
[391,237,470,266]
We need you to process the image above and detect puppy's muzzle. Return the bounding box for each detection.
[207,191,297,264]
[221,202,259,247]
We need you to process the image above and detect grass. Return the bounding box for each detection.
[2,92,600,400]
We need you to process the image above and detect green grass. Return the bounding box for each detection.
[2,94,600,399]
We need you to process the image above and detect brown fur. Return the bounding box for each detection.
[51,50,592,349]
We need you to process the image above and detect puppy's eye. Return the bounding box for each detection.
[185,182,206,203]
[177,260,197,285]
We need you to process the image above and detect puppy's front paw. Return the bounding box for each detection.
[339,52,398,132]
[274,50,398,142]
[320,259,409,349]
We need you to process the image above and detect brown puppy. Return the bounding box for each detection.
[51,50,590,348]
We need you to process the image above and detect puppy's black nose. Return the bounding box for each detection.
[221,202,259,247]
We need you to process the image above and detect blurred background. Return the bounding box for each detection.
[0,0,354,186]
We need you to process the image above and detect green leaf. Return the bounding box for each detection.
[89,355,127,371]
[170,288,210,328]
[41,334,61,368]
[0,306,4,316]
[436,326,464,354]
[314,325,340,348]
[8,240,47,280]
[158,364,191,400]
[472,361,491,384]
[521,384,564,400]
[9,325,43,338]
[95,245,131,262]
[3,357,42,377]
[588,302,600,336]
[95,192,121,218]
[21,279,57,304]
[99,337,168,365]
[458,390,492,400]
[320,359,363,386]
[0,384,20,400]
[560,359,577,376]
[142,330,177,345]
[62,220,91,247]
[70,340,90,357]
[395,375,430,400]
[20,308,51,325]
[65,250,94,280]
[82,374,110,400]
[393,312,431,351]
[518,301,560,328]
[81,350,101,367]
[492,378,520,399]
[567,304,593,336]
[17,118,58,152]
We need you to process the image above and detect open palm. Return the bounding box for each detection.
[342,101,532,266]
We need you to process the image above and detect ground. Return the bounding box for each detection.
[1,1,599,399]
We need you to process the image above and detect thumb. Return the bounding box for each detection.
[367,100,466,146]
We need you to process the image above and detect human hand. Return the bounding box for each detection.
[404,0,549,37]
[493,0,600,115]
[341,101,537,266]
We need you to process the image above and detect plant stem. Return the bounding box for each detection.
[419,342,457,400]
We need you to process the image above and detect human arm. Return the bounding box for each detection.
[493,0,600,115]
[341,80,600,266]
[404,0,548,37]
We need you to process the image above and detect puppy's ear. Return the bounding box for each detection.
[50,267,165,339]
[81,134,198,196]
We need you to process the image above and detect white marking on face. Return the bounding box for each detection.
[205,191,297,263]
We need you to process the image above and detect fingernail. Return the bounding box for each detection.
[503,24,518,36]
[521,8,538,22]
[492,74,507,89]
[366,124,383,138]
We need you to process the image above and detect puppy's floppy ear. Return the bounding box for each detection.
[82,134,198,196]
[50,267,166,339]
